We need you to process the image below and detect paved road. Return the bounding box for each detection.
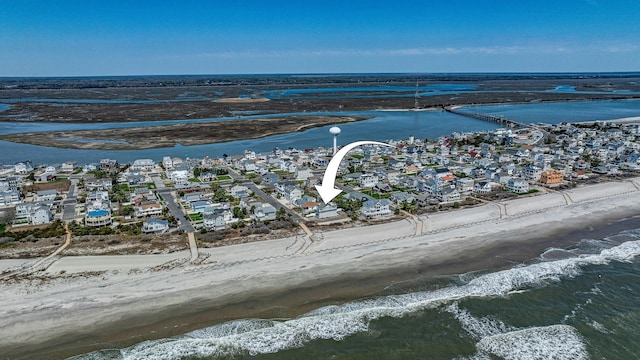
[245,182,305,223]
[157,189,194,232]
[227,166,305,223]
[62,178,79,222]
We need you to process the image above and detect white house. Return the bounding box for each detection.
[162,156,173,170]
[358,173,379,188]
[437,187,461,203]
[522,165,543,181]
[360,199,392,219]
[295,167,314,180]
[203,209,231,230]
[15,202,53,225]
[253,203,277,221]
[316,203,338,219]
[276,183,303,203]
[142,218,169,234]
[507,178,530,193]
[473,181,494,194]
[168,169,189,186]
[85,178,113,191]
[61,161,77,172]
[35,189,57,202]
[131,159,156,171]
[0,189,21,206]
[229,185,250,198]
[456,178,475,193]
[135,200,163,218]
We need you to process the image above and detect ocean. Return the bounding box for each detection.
[70,220,640,360]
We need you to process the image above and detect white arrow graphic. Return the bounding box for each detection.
[315,141,395,203]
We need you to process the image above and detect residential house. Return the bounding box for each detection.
[374,182,393,193]
[253,203,277,221]
[260,172,280,185]
[474,181,497,194]
[83,194,111,225]
[100,159,119,172]
[203,209,231,230]
[295,166,313,180]
[182,192,205,203]
[135,200,163,218]
[0,189,21,206]
[85,179,113,191]
[14,162,32,174]
[142,218,169,234]
[229,184,250,198]
[420,178,443,195]
[127,173,146,187]
[162,156,173,170]
[235,159,257,172]
[540,169,564,184]
[506,178,530,193]
[437,187,461,203]
[492,172,512,185]
[316,203,338,219]
[390,191,416,205]
[131,159,156,171]
[190,200,211,214]
[167,167,189,186]
[198,171,217,182]
[35,189,57,202]
[276,182,303,203]
[312,157,329,168]
[358,173,378,188]
[61,161,77,172]
[522,165,543,181]
[85,208,112,227]
[360,199,392,219]
[34,171,56,183]
[294,195,317,207]
[299,201,320,215]
[15,202,53,225]
[456,178,475,193]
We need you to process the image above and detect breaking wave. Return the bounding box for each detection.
[447,302,588,359]
[69,237,640,360]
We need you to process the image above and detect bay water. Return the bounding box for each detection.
[2,99,640,165]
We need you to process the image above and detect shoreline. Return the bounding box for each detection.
[2,179,640,358]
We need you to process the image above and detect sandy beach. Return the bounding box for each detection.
[2,178,640,359]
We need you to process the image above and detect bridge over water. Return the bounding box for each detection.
[444,106,524,128]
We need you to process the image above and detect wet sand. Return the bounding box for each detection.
[2,179,640,359]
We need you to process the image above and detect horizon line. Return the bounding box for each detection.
[2,71,640,80]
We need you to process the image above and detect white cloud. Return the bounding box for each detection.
[162,42,639,61]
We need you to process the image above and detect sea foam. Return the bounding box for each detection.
[70,238,640,360]
[447,302,588,360]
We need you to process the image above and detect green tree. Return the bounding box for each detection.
[276,207,288,220]
[233,206,245,219]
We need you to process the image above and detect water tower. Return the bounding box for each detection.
[329,126,341,154]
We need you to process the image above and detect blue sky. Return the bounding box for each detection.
[1,0,639,76]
